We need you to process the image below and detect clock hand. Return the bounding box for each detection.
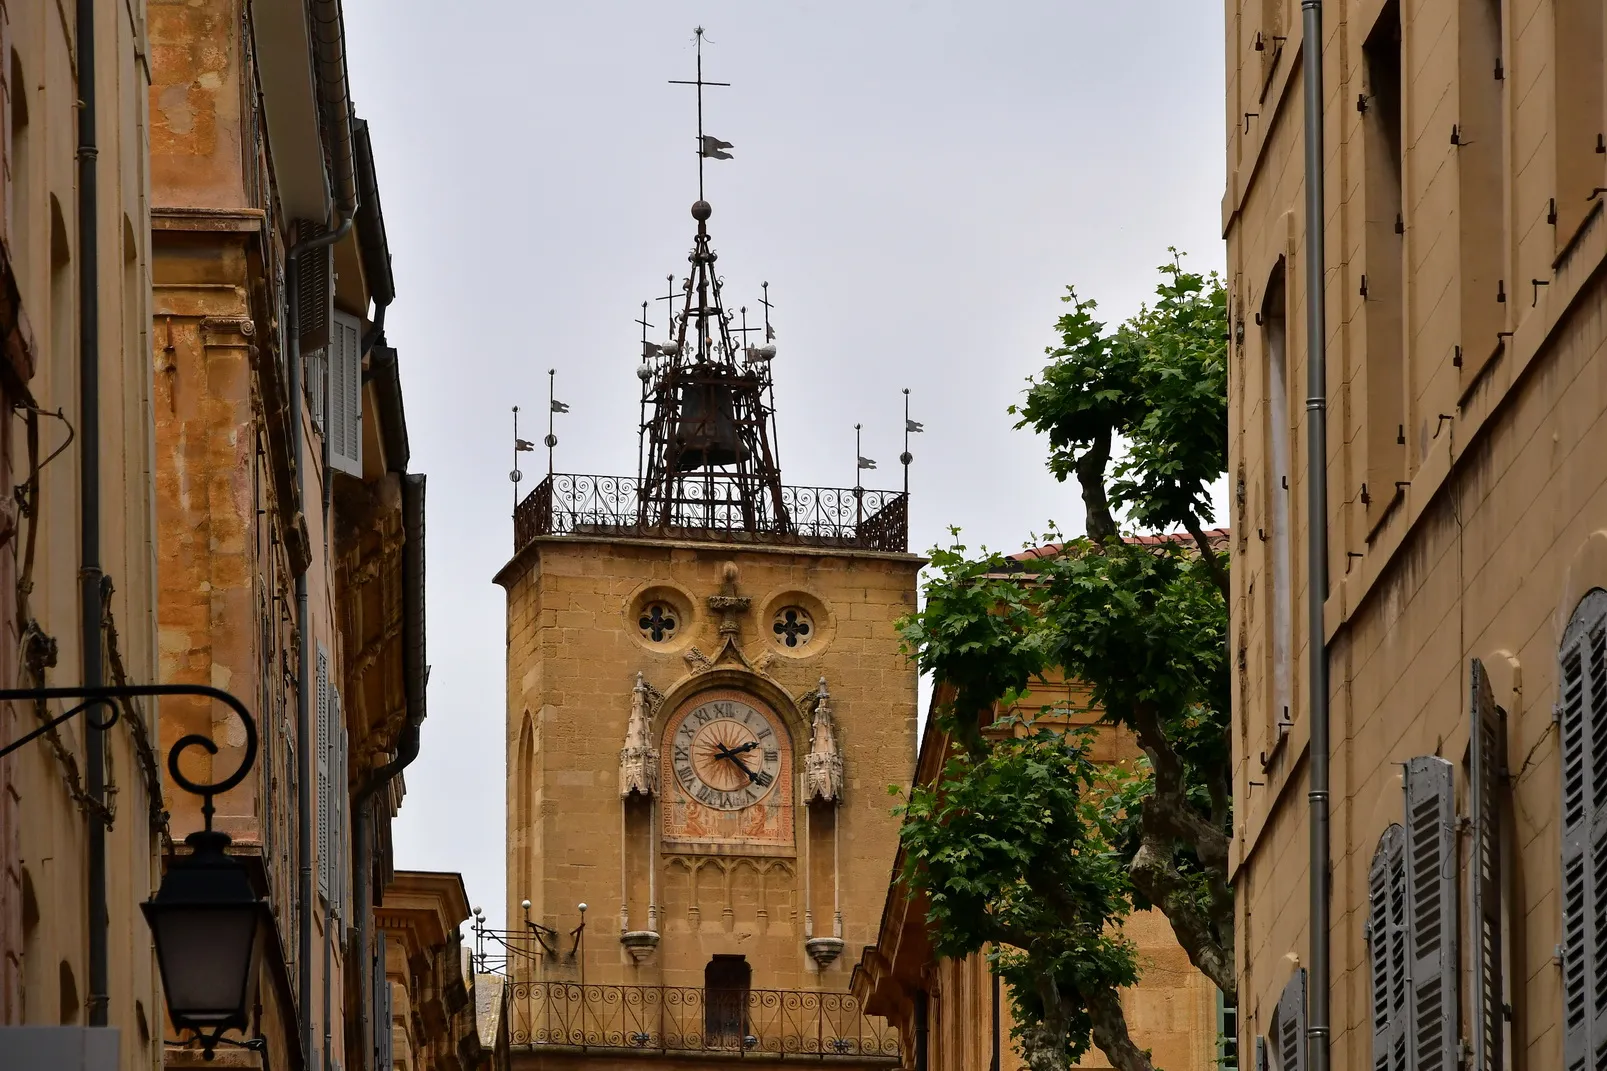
[712,744,764,785]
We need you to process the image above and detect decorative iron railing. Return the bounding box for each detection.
[508,982,900,1060]
[513,474,909,554]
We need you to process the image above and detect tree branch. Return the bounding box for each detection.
[1182,515,1229,601]
[1087,987,1156,1071]
[1076,427,1117,543]
[1130,831,1236,998]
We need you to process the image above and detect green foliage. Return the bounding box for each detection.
[893,254,1232,1071]
[895,725,1140,1064]
[1013,253,1228,532]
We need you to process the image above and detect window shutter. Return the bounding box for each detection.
[1586,609,1607,1071]
[330,310,363,476]
[1274,968,1305,1071]
[333,687,350,927]
[296,234,332,356]
[1469,658,1506,1071]
[316,644,331,900]
[1403,756,1457,1071]
[1368,823,1407,1071]
[1562,590,1607,1071]
[308,347,327,434]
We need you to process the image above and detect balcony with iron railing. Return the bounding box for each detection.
[512,474,909,555]
[508,981,899,1062]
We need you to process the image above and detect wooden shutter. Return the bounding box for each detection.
[1562,589,1607,1071]
[1274,968,1305,1071]
[1368,823,1407,1071]
[1404,756,1457,1071]
[329,310,363,476]
[316,644,331,900]
[1469,658,1505,1071]
[296,231,332,356]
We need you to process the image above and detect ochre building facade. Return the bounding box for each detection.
[0,0,162,1065]
[1227,0,1607,1068]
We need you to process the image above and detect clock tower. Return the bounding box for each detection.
[493,186,919,1061]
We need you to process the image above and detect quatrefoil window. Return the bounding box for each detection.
[772,607,814,648]
[638,603,679,642]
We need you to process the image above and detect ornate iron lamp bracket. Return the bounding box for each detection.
[0,683,258,832]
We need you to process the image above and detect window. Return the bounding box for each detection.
[1468,658,1506,1071]
[1268,969,1305,1070]
[316,644,331,901]
[1217,990,1240,1070]
[1457,0,1506,370]
[1362,1,1406,499]
[638,602,679,642]
[772,606,814,648]
[1560,589,1607,1071]
[704,955,751,1043]
[329,309,363,476]
[1262,260,1293,743]
[1368,757,1457,1070]
[1552,0,1605,244]
[1367,824,1408,1071]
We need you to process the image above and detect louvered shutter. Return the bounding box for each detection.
[316,644,331,900]
[1562,590,1607,1071]
[1404,756,1457,1071]
[1368,823,1408,1071]
[1586,607,1607,1071]
[1274,968,1305,1071]
[296,233,332,356]
[1469,658,1505,1071]
[329,310,363,476]
[308,347,327,433]
[333,687,350,928]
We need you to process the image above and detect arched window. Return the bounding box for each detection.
[703,954,750,1043]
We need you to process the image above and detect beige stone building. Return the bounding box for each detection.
[0,0,162,1066]
[1226,0,1607,1068]
[497,199,918,1066]
[377,871,509,1071]
[149,2,427,1070]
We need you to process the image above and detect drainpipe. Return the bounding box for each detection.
[74,0,108,1029]
[1300,4,1331,1071]
[353,473,426,1070]
[296,3,359,1065]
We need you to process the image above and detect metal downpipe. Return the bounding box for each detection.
[74,0,108,1029]
[1299,3,1331,1071]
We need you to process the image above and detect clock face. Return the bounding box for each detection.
[661,689,794,853]
[671,698,783,810]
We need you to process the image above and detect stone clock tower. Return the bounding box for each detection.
[494,193,919,1061]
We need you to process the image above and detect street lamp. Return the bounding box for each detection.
[0,683,263,1060]
[141,827,269,1044]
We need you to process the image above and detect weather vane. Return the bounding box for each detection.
[669,26,733,201]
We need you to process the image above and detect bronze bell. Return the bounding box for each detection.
[673,373,749,471]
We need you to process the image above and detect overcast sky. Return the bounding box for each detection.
[342,1,1227,931]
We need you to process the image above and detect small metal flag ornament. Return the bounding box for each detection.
[515,438,535,452]
[550,399,570,414]
[699,135,734,160]
[905,419,924,434]
[858,457,878,470]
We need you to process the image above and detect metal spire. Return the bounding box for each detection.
[668,26,731,202]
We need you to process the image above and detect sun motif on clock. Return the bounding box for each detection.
[661,689,793,854]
